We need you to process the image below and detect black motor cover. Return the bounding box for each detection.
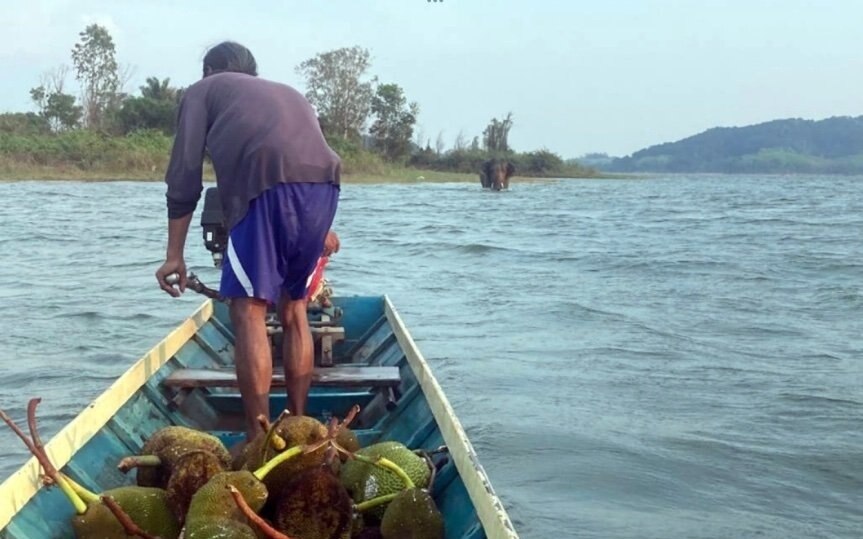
[201,187,227,265]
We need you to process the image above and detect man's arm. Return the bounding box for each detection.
[165,90,208,221]
[157,87,208,297]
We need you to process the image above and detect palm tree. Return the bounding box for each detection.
[140,77,175,101]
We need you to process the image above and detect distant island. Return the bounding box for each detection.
[591,116,863,175]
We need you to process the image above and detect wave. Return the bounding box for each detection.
[778,393,862,407]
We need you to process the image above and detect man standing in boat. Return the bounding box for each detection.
[154,42,341,441]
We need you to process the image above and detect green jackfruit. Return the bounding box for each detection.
[183,470,268,539]
[71,486,181,539]
[247,415,329,495]
[380,488,444,539]
[125,425,231,488]
[340,441,431,518]
[165,450,226,523]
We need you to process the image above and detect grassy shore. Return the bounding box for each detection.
[0,161,612,183]
[0,162,473,183]
[0,131,613,182]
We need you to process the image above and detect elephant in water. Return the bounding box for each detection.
[479,159,516,191]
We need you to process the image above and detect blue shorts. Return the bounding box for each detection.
[219,182,339,304]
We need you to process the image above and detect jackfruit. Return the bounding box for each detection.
[121,425,231,488]
[340,441,431,518]
[72,486,181,539]
[246,415,329,494]
[271,466,353,539]
[380,488,444,539]
[183,470,267,539]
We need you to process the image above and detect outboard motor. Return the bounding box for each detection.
[200,187,228,267]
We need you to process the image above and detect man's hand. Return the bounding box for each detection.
[323,230,340,257]
[155,258,187,297]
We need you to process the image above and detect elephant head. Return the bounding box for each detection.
[480,159,516,191]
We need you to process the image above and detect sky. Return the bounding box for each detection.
[2,0,862,158]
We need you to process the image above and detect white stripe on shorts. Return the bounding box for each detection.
[227,237,254,297]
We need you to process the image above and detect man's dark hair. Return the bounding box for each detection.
[203,42,258,77]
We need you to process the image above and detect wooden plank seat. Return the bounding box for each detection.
[163,365,401,389]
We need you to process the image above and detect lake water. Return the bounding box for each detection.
[0,175,861,538]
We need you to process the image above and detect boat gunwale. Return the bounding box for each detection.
[384,295,519,539]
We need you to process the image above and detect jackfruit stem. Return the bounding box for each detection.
[0,404,89,515]
[355,492,399,512]
[252,445,304,480]
[256,414,271,434]
[227,485,296,539]
[352,454,415,489]
[270,433,287,451]
[260,410,290,463]
[59,473,101,506]
[27,397,98,515]
[117,455,162,473]
[53,475,90,515]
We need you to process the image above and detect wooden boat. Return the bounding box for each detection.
[0,295,518,538]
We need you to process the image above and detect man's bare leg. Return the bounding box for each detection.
[230,297,271,441]
[280,297,313,416]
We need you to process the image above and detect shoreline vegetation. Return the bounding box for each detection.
[0,131,608,183]
[3,27,605,185]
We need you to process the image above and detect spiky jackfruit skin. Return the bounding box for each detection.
[184,520,259,539]
[165,450,226,523]
[246,416,329,495]
[339,442,404,496]
[272,467,352,539]
[184,471,268,539]
[340,441,431,518]
[380,488,444,539]
[71,486,180,539]
[135,426,231,487]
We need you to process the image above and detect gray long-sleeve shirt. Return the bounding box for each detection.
[165,72,340,230]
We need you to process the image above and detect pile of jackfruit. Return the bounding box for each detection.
[1,399,445,539]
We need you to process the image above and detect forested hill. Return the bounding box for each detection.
[606,116,863,174]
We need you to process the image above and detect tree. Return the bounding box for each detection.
[413,125,427,151]
[453,130,467,151]
[369,83,419,160]
[435,131,446,155]
[29,66,81,131]
[71,24,120,130]
[483,112,514,153]
[140,76,177,101]
[519,149,564,174]
[296,46,376,140]
[115,77,181,135]
[35,91,82,131]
